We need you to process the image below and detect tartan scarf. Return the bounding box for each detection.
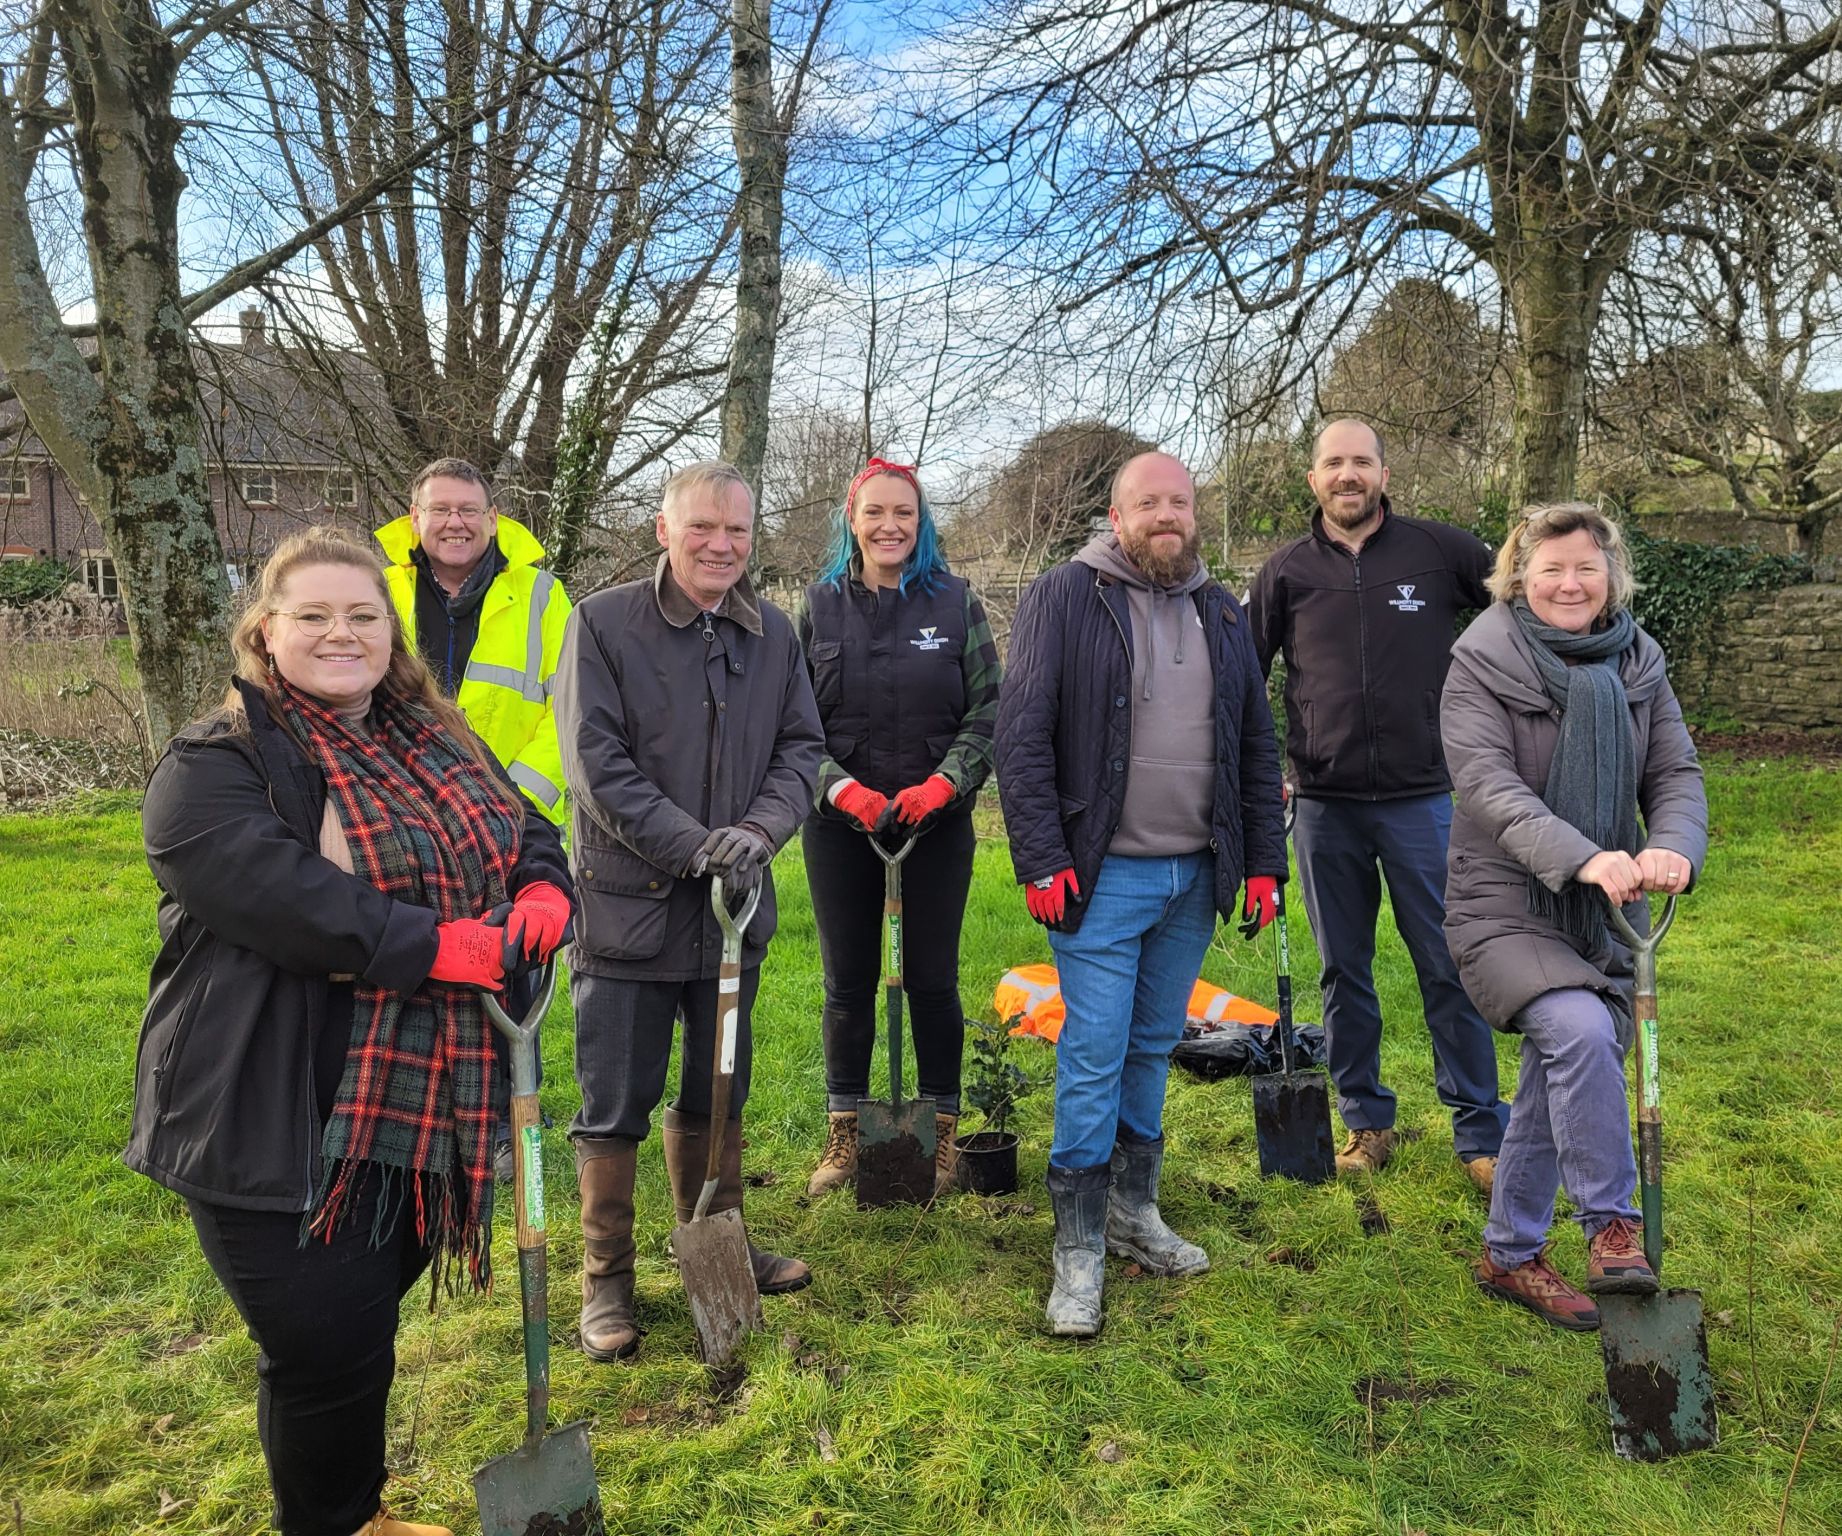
[277,679,523,1292]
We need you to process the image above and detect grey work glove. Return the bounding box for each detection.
[693,825,771,894]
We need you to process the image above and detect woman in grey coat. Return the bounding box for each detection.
[1441,503,1707,1333]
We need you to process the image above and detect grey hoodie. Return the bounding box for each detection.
[1073,532,1216,857]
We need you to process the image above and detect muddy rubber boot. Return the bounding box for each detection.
[1044,1163,1109,1338]
[933,1112,960,1197]
[806,1111,859,1196]
[1105,1134,1209,1277]
[662,1106,813,1295]
[574,1137,640,1361]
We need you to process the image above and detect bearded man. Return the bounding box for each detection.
[997,449,1286,1338]
[1247,419,1508,1191]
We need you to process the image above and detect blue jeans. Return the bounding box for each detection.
[1485,988,1639,1266]
[1293,793,1508,1159]
[1047,852,1216,1170]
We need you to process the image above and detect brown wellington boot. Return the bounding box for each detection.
[574,1137,640,1361]
[933,1112,960,1197]
[662,1106,813,1296]
[806,1111,859,1196]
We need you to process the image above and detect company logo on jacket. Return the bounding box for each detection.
[1388,584,1426,613]
[911,626,945,651]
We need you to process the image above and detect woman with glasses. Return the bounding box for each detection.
[125,528,572,1536]
[797,458,1000,1198]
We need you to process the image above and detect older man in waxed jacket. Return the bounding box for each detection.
[554,461,822,1364]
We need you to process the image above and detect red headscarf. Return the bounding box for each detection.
[846,457,919,514]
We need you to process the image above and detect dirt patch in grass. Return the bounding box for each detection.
[1353,1375,1463,1408]
[1694,728,1842,764]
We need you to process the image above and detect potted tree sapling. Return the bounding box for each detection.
[954,1013,1035,1195]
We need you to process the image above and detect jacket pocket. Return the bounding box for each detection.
[807,638,845,714]
[1058,793,1087,825]
[1423,690,1443,770]
[574,842,673,961]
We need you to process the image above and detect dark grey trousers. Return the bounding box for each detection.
[569,967,761,1141]
[1293,792,1508,1160]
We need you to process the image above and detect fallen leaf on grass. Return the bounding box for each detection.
[815,1424,837,1463]
[1712,1309,1736,1328]
[156,1488,191,1519]
[1094,1440,1122,1463]
[161,1333,206,1357]
[150,1412,176,1437]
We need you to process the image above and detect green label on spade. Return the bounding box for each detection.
[521,1125,546,1230]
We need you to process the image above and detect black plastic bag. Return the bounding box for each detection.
[1172,1020,1327,1079]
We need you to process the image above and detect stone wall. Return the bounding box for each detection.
[1677,583,1841,731]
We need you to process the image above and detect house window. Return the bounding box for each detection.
[0,468,28,498]
[241,469,276,505]
[325,469,357,507]
[83,553,119,599]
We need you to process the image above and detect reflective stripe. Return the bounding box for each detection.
[462,570,556,703]
[509,760,562,808]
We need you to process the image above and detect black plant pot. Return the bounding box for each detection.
[954,1130,1019,1195]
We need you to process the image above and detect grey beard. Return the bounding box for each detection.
[1123,525,1202,585]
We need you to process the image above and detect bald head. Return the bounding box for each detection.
[1312,418,1385,467]
[1108,450,1200,585]
[1110,450,1192,511]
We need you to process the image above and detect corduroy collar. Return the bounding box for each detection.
[652,553,764,636]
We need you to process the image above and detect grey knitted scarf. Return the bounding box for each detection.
[1511,599,1640,948]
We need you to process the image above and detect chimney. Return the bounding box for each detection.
[239,307,267,349]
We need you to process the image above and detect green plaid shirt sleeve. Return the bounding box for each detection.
[796,588,852,806]
[936,584,1001,795]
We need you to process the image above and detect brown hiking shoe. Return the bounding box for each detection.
[1461,1156,1497,1198]
[1586,1216,1659,1295]
[806,1111,859,1197]
[934,1112,960,1197]
[1335,1128,1397,1176]
[1474,1249,1600,1331]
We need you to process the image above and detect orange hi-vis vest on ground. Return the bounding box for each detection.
[993,964,1277,1045]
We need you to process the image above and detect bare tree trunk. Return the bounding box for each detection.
[1506,247,1596,507]
[720,0,784,502]
[0,0,229,745]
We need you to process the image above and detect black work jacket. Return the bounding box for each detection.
[800,572,977,797]
[996,559,1287,935]
[1247,503,1492,800]
[123,680,570,1212]
[555,560,823,980]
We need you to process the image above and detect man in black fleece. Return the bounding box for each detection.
[1247,419,1508,1192]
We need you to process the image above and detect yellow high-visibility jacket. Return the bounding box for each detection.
[376,513,572,825]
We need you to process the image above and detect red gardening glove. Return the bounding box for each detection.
[832,779,889,831]
[1238,876,1279,939]
[429,917,508,990]
[891,773,955,825]
[507,880,572,963]
[1024,868,1080,926]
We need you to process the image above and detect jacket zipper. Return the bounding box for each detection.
[1351,550,1379,796]
[1099,577,1132,841]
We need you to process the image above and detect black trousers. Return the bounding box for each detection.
[569,966,761,1140]
[188,1178,431,1536]
[802,804,975,1114]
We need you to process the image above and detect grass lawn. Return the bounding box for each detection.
[2,758,1839,1535]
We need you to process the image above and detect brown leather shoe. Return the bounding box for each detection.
[663,1107,813,1295]
[1474,1249,1600,1331]
[806,1111,858,1196]
[1335,1128,1397,1176]
[1461,1155,1497,1198]
[1586,1216,1659,1295]
[934,1112,960,1197]
[575,1137,640,1361]
[354,1509,452,1536]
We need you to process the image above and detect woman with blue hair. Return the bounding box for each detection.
[797,458,1001,1197]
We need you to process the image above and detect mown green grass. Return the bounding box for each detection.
[3,760,1839,1535]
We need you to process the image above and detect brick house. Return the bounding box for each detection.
[0,309,399,596]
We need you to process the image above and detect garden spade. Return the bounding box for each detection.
[1250,878,1335,1183]
[1596,892,1718,1462]
[1250,795,1334,1184]
[669,877,763,1367]
[475,964,609,1536]
[856,818,936,1207]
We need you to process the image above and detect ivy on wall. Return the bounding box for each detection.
[1626,531,1810,667]
[0,558,74,608]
